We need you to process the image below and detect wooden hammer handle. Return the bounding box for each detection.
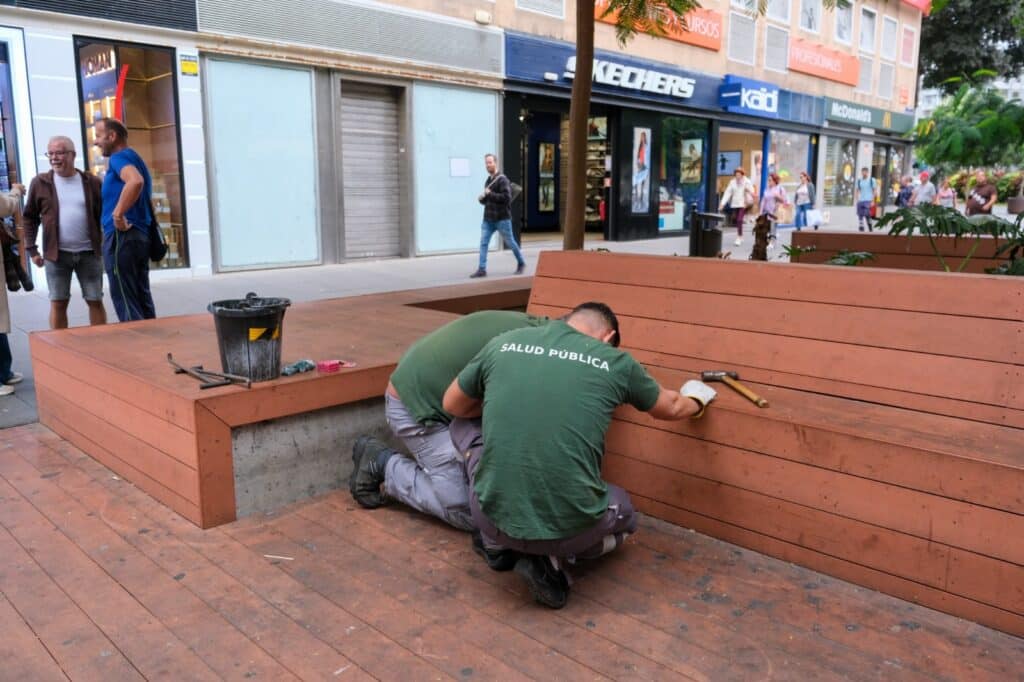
[721,375,770,408]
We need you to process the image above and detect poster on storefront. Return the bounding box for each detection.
[538,178,555,213]
[716,150,742,176]
[632,127,651,213]
[680,139,703,184]
[538,142,555,178]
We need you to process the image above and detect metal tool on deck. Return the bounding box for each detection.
[167,353,251,390]
[701,370,769,408]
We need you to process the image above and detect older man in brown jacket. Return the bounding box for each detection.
[23,135,106,329]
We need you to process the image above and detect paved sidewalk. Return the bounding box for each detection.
[0,222,859,428]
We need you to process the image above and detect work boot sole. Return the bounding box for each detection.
[349,436,387,509]
[514,556,569,609]
[471,531,519,572]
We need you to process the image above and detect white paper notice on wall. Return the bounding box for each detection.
[449,158,471,177]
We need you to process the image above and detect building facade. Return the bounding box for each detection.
[0,0,926,278]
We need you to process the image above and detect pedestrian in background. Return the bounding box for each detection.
[855,168,877,231]
[759,172,788,250]
[470,153,525,279]
[965,171,997,216]
[23,136,107,329]
[911,171,936,207]
[719,167,756,246]
[0,184,26,397]
[936,178,957,210]
[895,176,914,208]
[793,171,815,231]
[94,118,156,321]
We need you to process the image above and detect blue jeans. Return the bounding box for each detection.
[103,229,155,322]
[478,219,525,271]
[795,203,811,230]
[0,334,12,384]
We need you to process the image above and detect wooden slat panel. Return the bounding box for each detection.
[618,314,1018,408]
[797,251,1003,273]
[30,334,197,431]
[602,453,1024,616]
[0,593,69,681]
[607,420,1024,564]
[791,230,1007,258]
[38,387,201,525]
[631,494,1024,639]
[195,405,236,529]
[33,358,197,469]
[529,276,1019,363]
[532,250,1024,321]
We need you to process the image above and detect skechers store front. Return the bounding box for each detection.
[501,33,825,242]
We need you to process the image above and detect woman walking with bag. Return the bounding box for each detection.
[759,173,788,251]
[794,171,816,231]
[719,168,756,247]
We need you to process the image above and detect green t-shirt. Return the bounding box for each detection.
[457,321,661,540]
[390,310,547,425]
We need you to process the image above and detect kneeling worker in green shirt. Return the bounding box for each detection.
[349,310,547,530]
[443,302,716,609]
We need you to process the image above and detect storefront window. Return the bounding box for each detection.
[659,117,708,232]
[0,44,21,191]
[770,130,811,199]
[76,38,189,268]
[824,137,856,206]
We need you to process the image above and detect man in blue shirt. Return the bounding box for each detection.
[94,117,156,321]
[855,167,877,232]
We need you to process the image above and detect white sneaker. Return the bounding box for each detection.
[733,237,743,246]
[0,384,13,396]
[4,372,23,385]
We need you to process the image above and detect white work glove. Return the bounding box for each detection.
[681,380,717,419]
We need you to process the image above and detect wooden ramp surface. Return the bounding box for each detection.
[2,423,1022,681]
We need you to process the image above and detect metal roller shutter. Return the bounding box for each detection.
[339,82,401,259]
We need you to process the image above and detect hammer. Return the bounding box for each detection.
[701,370,769,408]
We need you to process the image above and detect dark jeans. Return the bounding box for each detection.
[103,229,155,322]
[0,333,11,383]
[795,203,810,230]
[451,418,637,561]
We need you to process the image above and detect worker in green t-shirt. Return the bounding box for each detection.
[442,302,717,609]
[349,310,547,530]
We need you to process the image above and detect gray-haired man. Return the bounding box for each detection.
[23,136,106,328]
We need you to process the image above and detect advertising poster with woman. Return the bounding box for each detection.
[632,127,651,213]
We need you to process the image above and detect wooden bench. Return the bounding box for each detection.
[30,278,531,529]
[791,230,1007,273]
[527,250,1024,637]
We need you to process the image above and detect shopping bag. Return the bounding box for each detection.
[806,208,824,227]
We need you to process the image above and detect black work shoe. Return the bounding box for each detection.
[469,268,487,278]
[349,437,393,509]
[514,263,526,275]
[471,530,520,572]
[514,555,570,609]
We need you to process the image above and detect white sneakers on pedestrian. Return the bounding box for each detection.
[733,237,743,246]
[4,372,23,385]
[0,384,12,397]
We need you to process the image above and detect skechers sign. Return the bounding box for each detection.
[562,56,696,100]
[719,75,781,119]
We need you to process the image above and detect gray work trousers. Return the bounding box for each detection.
[450,418,637,560]
[382,394,474,531]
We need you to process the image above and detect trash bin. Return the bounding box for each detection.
[208,292,292,382]
[688,206,726,258]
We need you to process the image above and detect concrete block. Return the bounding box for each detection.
[231,397,400,518]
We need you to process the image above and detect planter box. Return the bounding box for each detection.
[791,230,1006,273]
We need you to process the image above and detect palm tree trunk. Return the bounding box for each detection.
[562,0,595,251]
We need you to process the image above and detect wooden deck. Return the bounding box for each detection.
[790,231,1007,273]
[29,279,531,529]
[3,423,1022,681]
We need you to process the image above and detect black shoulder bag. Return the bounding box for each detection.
[148,199,168,263]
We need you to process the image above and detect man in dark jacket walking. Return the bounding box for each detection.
[23,136,107,329]
[470,154,526,278]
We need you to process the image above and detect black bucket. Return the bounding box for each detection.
[208,292,291,382]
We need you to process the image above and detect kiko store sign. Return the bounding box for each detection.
[504,32,722,111]
[719,74,825,126]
